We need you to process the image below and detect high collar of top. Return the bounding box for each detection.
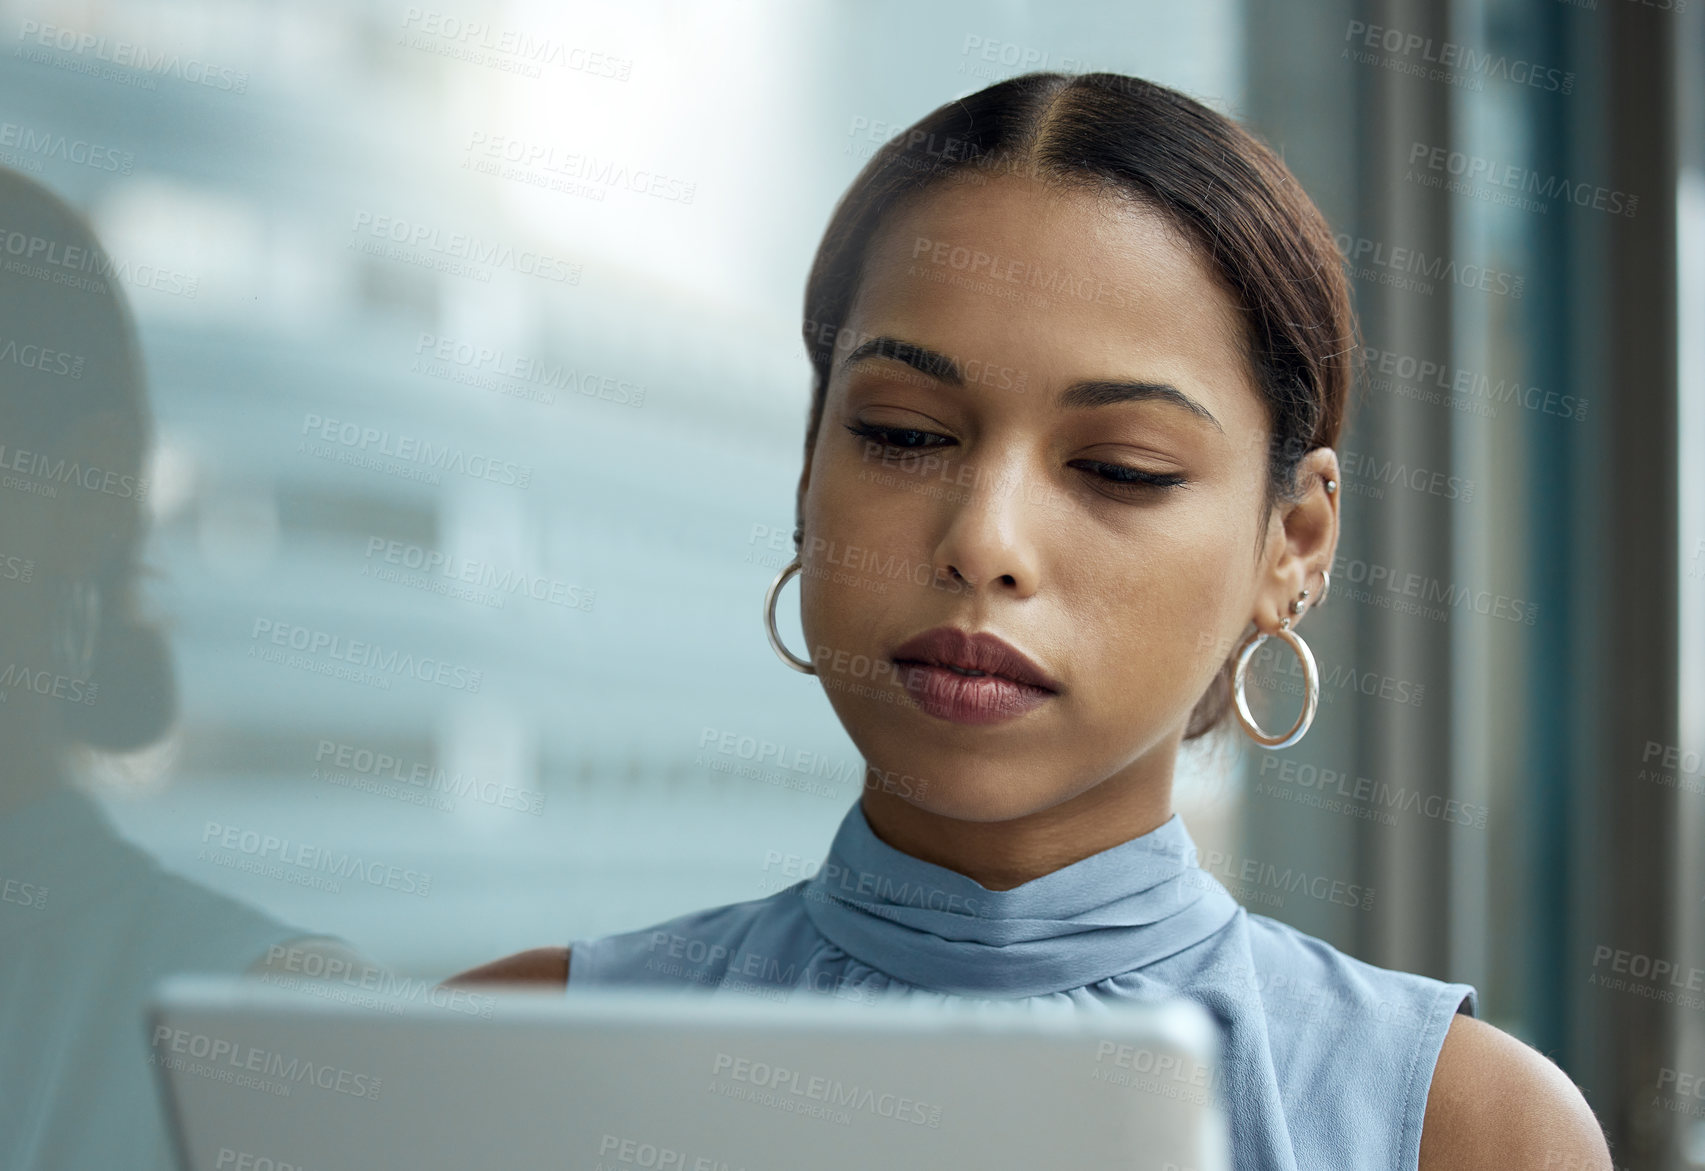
[801,801,1241,998]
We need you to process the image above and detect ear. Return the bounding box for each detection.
[11,407,139,582]
[1253,447,1340,631]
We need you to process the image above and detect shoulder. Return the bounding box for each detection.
[442,886,815,990]
[115,863,306,971]
[1419,1013,1612,1170]
[1239,910,1454,1027]
[574,883,831,989]
[444,946,570,987]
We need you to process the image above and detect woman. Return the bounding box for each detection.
[0,167,364,1171]
[452,72,1611,1170]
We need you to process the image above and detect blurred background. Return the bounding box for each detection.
[0,0,1700,1165]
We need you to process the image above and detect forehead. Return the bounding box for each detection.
[843,173,1264,434]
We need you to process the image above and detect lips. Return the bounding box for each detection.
[889,626,1061,692]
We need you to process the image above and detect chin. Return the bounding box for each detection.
[864,762,1072,824]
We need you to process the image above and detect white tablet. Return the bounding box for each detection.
[148,975,1230,1171]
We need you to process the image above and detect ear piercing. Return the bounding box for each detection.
[1289,569,1331,618]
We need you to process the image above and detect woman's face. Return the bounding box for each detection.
[797,171,1337,824]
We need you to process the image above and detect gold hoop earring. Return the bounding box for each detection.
[1231,616,1318,749]
[763,557,816,674]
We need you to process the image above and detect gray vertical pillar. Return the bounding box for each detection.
[1561,4,1682,1164]
[1348,0,1461,978]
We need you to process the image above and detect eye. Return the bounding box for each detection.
[844,421,1187,495]
[843,420,953,455]
[1069,459,1188,493]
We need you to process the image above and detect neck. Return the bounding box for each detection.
[858,754,1176,891]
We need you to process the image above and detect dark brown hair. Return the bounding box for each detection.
[0,167,175,753]
[794,71,1358,740]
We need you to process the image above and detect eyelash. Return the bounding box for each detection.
[842,421,1187,493]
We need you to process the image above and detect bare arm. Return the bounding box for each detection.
[442,946,570,988]
[1419,1013,1613,1170]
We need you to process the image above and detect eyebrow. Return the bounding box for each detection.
[839,335,1224,434]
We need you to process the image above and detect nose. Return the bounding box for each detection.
[931,452,1042,596]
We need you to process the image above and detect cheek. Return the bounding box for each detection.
[804,441,943,570]
[1067,520,1248,711]
[797,456,916,658]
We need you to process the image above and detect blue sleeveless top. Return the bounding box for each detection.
[567,801,1478,1171]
